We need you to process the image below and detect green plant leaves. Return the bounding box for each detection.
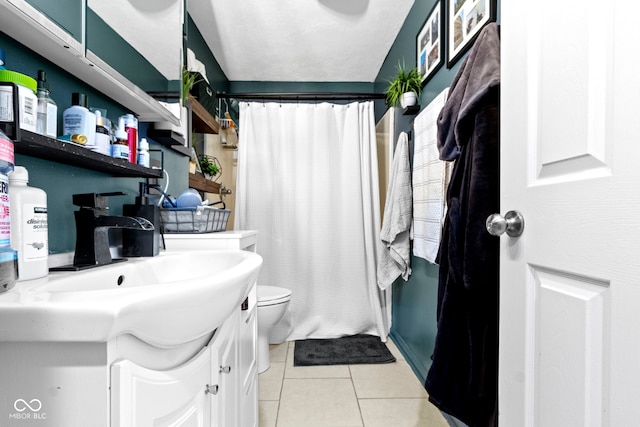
[384,62,423,107]
[199,155,220,177]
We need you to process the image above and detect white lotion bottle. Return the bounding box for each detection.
[137,137,150,167]
[9,166,48,280]
[63,92,96,147]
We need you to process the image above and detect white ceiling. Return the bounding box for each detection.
[188,0,415,83]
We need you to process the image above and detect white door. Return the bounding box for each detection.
[499,1,640,425]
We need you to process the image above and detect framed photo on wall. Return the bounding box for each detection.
[417,1,443,85]
[446,0,497,68]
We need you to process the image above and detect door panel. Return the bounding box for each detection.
[500,1,640,425]
[530,267,609,426]
[531,0,612,184]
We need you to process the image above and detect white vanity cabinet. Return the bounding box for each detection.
[111,346,213,426]
[238,301,259,427]
[108,291,253,427]
[0,233,260,426]
[164,230,259,427]
[163,230,258,253]
[0,281,257,427]
[212,309,239,427]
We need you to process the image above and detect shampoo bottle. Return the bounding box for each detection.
[63,92,96,147]
[0,129,18,291]
[9,166,48,281]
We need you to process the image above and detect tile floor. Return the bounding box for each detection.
[258,339,449,427]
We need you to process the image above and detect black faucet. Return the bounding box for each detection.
[71,193,154,267]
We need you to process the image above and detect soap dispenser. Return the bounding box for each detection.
[122,182,161,257]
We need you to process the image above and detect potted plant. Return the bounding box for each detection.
[199,155,221,180]
[384,62,423,108]
[181,68,202,104]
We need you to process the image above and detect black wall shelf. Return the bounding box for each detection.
[146,128,191,156]
[11,129,162,178]
[402,105,420,115]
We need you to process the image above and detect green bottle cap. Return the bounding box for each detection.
[0,70,37,93]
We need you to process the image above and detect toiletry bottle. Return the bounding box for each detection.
[111,116,130,160]
[63,92,96,147]
[137,137,150,167]
[35,70,57,138]
[121,113,138,163]
[0,62,38,133]
[0,129,18,291]
[94,110,111,156]
[9,166,48,281]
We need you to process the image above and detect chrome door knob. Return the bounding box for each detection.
[486,210,525,237]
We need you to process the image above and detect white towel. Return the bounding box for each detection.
[412,88,450,263]
[377,132,412,290]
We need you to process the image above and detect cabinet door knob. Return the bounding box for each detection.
[220,365,232,374]
[205,384,219,395]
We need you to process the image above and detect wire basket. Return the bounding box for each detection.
[160,206,231,233]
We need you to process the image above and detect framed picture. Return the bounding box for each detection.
[446,0,496,68]
[417,1,443,86]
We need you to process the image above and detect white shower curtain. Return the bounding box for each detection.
[236,101,390,342]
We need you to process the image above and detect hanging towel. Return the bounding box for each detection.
[377,132,412,290]
[412,88,450,263]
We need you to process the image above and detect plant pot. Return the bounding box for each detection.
[400,92,417,109]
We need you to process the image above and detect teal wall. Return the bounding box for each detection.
[376,0,501,383]
[0,31,189,254]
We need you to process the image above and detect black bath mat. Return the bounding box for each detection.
[294,334,396,366]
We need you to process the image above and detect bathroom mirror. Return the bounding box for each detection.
[86,0,183,95]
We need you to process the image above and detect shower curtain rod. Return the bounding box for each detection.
[216,92,386,101]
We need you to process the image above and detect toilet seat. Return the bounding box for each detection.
[257,286,292,307]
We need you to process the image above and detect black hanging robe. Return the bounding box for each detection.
[425,23,501,427]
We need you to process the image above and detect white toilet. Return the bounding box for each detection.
[257,285,292,373]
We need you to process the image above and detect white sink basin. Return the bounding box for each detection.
[0,250,262,347]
